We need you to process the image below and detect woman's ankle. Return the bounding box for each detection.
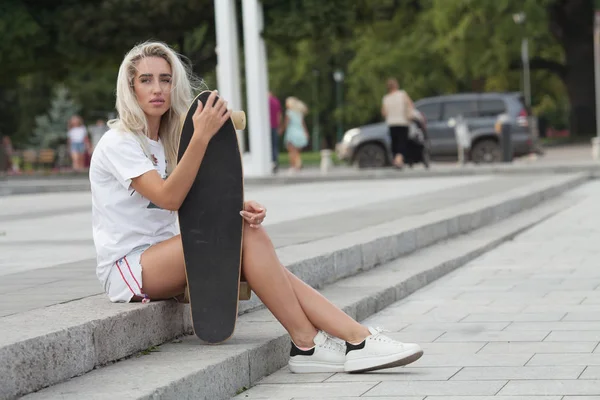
[291,329,318,349]
[344,326,371,344]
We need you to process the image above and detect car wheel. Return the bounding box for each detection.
[353,143,387,168]
[470,139,501,164]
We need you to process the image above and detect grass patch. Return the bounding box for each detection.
[539,136,593,147]
[277,151,341,167]
[236,386,249,395]
[138,345,160,356]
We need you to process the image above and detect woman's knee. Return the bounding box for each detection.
[243,221,264,238]
[242,222,272,249]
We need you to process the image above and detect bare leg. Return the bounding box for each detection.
[295,146,303,169]
[70,152,79,171]
[241,223,370,345]
[77,152,85,170]
[241,223,318,347]
[394,153,404,167]
[284,269,370,344]
[286,144,299,170]
[286,143,294,168]
[139,235,187,300]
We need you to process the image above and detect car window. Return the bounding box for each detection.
[442,100,478,120]
[417,102,441,121]
[478,99,506,117]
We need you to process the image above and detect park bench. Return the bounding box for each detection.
[37,148,56,169]
[18,148,56,171]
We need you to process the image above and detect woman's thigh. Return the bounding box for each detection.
[140,234,187,300]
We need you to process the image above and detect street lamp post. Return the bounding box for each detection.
[595,5,600,143]
[311,69,320,151]
[333,69,345,144]
[593,4,600,159]
[513,12,531,109]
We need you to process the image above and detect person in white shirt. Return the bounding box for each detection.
[89,41,423,374]
[67,115,90,171]
[89,119,109,151]
[381,78,415,169]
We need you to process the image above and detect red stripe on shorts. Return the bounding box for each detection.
[115,260,136,296]
[123,256,143,293]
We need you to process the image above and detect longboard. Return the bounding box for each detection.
[177,90,251,344]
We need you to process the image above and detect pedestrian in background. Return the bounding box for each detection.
[280,96,309,174]
[67,115,91,171]
[381,78,414,169]
[269,92,282,173]
[90,119,109,152]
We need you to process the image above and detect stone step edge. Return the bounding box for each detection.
[21,186,573,400]
[0,173,586,399]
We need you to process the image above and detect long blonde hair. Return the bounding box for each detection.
[108,41,203,174]
[286,96,308,115]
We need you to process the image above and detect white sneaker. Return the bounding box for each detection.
[344,327,423,373]
[288,330,346,373]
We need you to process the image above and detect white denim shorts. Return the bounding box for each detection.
[105,244,151,303]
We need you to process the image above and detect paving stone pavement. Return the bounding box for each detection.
[233,180,600,399]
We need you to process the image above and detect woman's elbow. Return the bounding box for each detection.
[157,193,183,212]
[162,198,182,212]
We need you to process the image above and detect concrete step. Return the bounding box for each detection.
[19,184,582,400]
[0,173,587,399]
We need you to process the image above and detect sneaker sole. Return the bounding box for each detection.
[344,349,424,373]
[288,360,345,373]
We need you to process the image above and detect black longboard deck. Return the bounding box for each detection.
[177,90,244,344]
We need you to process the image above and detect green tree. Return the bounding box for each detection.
[1,0,218,145]
[2,0,597,147]
[31,85,81,148]
[263,0,361,146]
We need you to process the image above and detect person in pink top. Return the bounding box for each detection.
[269,91,282,172]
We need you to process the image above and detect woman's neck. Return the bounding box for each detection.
[146,116,161,141]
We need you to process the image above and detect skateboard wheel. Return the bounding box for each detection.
[231,111,246,131]
[239,281,252,301]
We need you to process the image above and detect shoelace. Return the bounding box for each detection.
[320,332,345,352]
[371,327,391,334]
[369,327,399,344]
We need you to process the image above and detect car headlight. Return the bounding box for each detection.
[342,128,361,143]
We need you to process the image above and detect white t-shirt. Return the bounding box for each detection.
[382,90,410,126]
[89,128,179,289]
[68,126,88,143]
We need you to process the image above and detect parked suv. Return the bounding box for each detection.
[336,92,535,168]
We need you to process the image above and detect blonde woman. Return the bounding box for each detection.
[280,96,309,172]
[89,41,423,374]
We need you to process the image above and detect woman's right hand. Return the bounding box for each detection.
[192,91,232,142]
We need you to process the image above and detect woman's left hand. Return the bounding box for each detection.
[240,200,267,228]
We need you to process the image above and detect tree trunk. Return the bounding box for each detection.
[564,36,596,135]
[549,0,596,136]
